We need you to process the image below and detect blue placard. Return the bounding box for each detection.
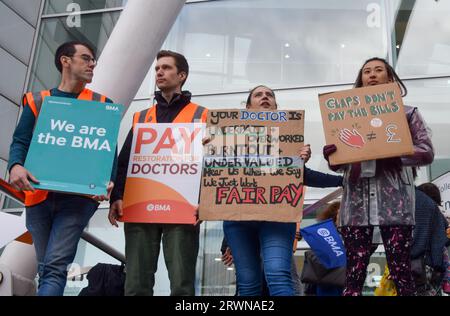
[24,96,123,195]
[300,219,347,269]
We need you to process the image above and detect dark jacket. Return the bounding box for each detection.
[78,263,125,296]
[110,91,193,203]
[411,188,449,271]
[304,167,343,188]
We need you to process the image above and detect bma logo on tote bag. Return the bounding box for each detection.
[300,219,346,269]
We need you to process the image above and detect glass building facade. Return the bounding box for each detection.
[1,0,449,295]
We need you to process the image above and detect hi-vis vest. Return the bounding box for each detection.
[22,88,108,207]
[132,102,208,127]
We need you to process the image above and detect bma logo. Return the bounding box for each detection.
[317,228,330,237]
[317,227,344,257]
[147,204,171,212]
[106,105,119,111]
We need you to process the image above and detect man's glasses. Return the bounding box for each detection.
[69,54,97,65]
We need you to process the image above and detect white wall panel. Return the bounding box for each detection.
[0,96,19,161]
[1,0,42,27]
[0,2,35,65]
[0,48,27,104]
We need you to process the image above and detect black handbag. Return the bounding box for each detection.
[411,257,427,286]
[300,250,346,287]
[78,263,125,296]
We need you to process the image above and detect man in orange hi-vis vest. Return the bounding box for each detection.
[8,41,116,296]
[109,50,207,296]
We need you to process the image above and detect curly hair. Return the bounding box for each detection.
[317,201,341,223]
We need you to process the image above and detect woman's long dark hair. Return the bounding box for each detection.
[351,58,407,179]
[354,57,408,97]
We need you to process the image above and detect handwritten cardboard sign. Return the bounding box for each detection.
[121,123,205,224]
[318,83,414,165]
[199,109,305,223]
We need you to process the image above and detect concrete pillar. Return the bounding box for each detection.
[88,0,186,110]
[0,241,37,295]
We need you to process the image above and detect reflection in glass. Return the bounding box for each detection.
[164,0,387,94]
[402,77,450,159]
[198,221,236,296]
[394,0,450,76]
[44,0,127,14]
[29,12,120,92]
[2,196,23,210]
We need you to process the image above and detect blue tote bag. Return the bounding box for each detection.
[300,219,346,269]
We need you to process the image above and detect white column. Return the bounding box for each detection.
[0,241,37,295]
[88,0,186,109]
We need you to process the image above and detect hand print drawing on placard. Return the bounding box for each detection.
[339,128,365,148]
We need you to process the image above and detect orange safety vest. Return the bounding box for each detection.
[132,102,208,127]
[22,88,109,207]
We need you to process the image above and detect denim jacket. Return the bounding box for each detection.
[338,106,434,227]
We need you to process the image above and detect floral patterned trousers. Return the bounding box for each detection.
[340,225,416,296]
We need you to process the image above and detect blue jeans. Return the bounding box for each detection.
[26,192,98,296]
[223,221,296,296]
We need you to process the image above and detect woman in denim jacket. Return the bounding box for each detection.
[323,57,434,296]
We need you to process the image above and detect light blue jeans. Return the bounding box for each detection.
[26,192,98,296]
[223,221,296,296]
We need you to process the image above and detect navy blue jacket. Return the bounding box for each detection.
[411,188,449,271]
[304,167,343,188]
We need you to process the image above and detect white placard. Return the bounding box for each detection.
[432,171,450,224]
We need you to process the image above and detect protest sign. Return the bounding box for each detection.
[318,83,414,165]
[24,96,123,195]
[432,171,450,224]
[199,109,305,223]
[121,123,205,224]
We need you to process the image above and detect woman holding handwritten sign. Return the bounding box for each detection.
[323,57,434,296]
[223,85,342,296]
